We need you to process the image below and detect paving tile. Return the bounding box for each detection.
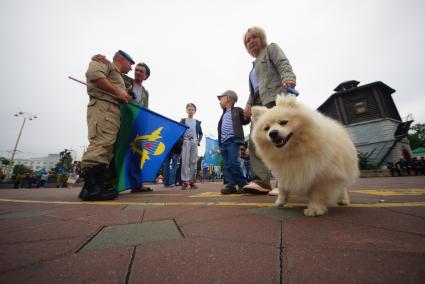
[0,247,132,283]
[80,220,183,252]
[182,211,281,246]
[52,205,143,226]
[284,247,425,284]
[0,203,58,214]
[283,216,425,252]
[0,219,99,244]
[249,206,304,220]
[131,238,279,284]
[142,205,205,222]
[324,207,425,235]
[379,206,425,218]
[0,215,67,234]
[0,237,86,274]
[173,206,253,225]
[0,210,53,220]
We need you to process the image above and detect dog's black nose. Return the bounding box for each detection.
[269,130,279,139]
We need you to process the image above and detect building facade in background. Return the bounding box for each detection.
[318,80,413,167]
[13,154,61,171]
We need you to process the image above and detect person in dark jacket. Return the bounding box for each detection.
[217,90,251,194]
[163,138,183,188]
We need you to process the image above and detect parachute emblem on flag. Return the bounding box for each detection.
[130,127,165,170]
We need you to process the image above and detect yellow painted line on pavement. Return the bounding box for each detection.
[191,189,425,198]
[350,189,425,196]
[1,198,425,208]
[189,192,301,198]
[125,193,184,197]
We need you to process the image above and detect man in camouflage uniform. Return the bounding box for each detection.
[79,50,134,201]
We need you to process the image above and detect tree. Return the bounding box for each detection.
[358,150,377,170]
[408,123,425,149]
[13,164,33,175]
[55,149,73,173]
[0,157,9,165]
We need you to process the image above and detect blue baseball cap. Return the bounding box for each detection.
[118,50,135,64]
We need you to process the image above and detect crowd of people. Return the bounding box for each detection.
[7,26,419,201]
[387,157,425,176]
[47,25,298,201]
[9,161,82,189]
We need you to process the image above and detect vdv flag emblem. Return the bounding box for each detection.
[115,103,187,191]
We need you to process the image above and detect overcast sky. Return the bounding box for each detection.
[1,0,424,161]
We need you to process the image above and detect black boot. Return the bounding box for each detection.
[99,164,118,200]
[79,165,104,201]
[79,164,118,201]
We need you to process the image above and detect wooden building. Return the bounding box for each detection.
[318,80,413,167]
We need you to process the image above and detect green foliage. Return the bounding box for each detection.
[358,150,377,170]
[55,149,73,172]
[408,123,425,149]
[0,157,9,165]
[13,164,33,175]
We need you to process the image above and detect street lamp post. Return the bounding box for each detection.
[5,112,37,180]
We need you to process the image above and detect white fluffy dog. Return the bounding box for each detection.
[251,95,359,216]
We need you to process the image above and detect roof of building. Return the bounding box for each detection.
[318,81,396,111]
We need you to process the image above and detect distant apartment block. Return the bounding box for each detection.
[13,154,61,171]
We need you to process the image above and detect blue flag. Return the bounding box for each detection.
[203,137,222,166]
[115,103,187,191]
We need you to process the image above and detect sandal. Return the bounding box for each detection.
[243,182,270,195]
[268,188,279,196]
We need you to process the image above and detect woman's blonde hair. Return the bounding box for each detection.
[243,27,268,56]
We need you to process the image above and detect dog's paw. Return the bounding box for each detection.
[304,206,328,217]
[338,198,350,206]
[338,189,350,206]
[274,197,286,208]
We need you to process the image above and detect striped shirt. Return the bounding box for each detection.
[221,110,234,143]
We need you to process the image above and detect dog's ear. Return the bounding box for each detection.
[251,106,268,123]
[276,94,297,108]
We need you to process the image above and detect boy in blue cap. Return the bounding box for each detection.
[217,90,251,194]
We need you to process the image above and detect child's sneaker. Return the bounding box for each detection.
[220,184,237,195]
[180,182,189,190]
[189,182,198,189]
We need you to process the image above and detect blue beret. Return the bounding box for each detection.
[138,62,151,79]
[118,50,135,64]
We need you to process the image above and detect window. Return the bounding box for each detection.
[354,101,367,114]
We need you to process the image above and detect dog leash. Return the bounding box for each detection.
[286,87,300,96]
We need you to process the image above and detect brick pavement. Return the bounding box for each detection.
[0,176,424,283]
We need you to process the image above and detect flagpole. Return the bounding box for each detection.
[68,76,121,100]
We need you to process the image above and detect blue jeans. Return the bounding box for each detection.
[163,153,179,186]
[220,140,247,186]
